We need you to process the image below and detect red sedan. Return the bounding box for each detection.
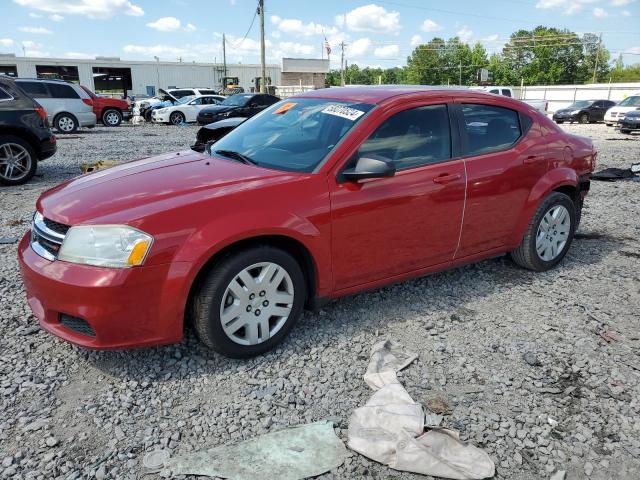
[18,87,596,358]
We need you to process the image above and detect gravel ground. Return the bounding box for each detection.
[0,122,639,480]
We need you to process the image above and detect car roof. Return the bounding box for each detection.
[295,85,505,105]
[15,77,72,83]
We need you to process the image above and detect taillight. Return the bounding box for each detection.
[82,98,93,107]
[35,105,47,121]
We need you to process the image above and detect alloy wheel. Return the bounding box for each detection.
[105,111,120,126]
[219,262,294,346]
[535,205,571,261]
[58,116,75,132]
[0,143,31,182]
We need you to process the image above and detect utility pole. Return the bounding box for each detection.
[258,0,266,93]
[222,33,227,77]
[340,42,346,86]
[459,62,462,86]
[592,32,602,84]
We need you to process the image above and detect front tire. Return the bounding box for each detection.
[170,111,186,126]
[579,113,589,124]
[556,120,564,124]
[191,246,306,358]
[102,109,122,127]
[0,135,37,186]
[54,113,78,133]
[510,192,576,271]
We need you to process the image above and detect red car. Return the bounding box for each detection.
[80,86,130,127]
[18,87,596,358]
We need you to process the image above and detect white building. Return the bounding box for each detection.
[0,54,281,97]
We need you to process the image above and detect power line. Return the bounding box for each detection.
[228,1,259,48]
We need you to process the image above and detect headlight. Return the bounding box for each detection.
[571,110,581,114]
[58,225,153,268]
[220,111,232,117]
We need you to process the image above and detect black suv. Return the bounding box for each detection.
[196,93,280,125]
[0,76,56,185]
[552,99,616,124]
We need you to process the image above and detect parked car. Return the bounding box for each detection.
[152,95,226,125]
[619,110,640,134]
[0,76,56,185]
[552,100,616,124]
[132,88,218,120]
[604,94,640,126]
[196,93,280,125]
[191,117,247,152]
[15,78,96,133]
[80,86,131,127]
[470,86,548,112]
[18,87,595,358]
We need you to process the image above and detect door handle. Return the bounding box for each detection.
[523,155,544,164]
[433,173,462,184]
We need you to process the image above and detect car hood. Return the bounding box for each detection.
[199,105,236,115]
[37,150,293,226]
[202,117,247,130]
[556,108,578,114]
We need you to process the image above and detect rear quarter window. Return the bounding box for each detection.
[0,87,12,101]
[47,83,81,99]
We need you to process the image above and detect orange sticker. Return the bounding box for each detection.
[273,102,297,114]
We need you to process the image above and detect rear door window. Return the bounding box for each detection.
[48,83,80,99]
[171,89,195,98]
[358,104,452,171]
[18,81,49,98]
[501,89,512,97]
[461,104,523,155]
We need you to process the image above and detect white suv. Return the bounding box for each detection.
[15,78,96,133]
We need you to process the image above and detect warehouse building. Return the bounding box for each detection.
[0,54,281,97]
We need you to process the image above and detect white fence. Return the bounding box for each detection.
[518,83,640,113]
[275,85,316,98]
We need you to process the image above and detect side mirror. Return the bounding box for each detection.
[342,155,396,182]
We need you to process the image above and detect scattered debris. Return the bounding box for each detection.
[619,250,640,259]
[142,449,170,473]
[81,160,120,174]
[523,352,543,367]
[348,341,495,480]
[130,115,145,124]
[426,397,453,415]
[550,470,566,480]
[598,330,621,343]
[591,165,639,181]
[0,237,18,245]
[161,421,347,480]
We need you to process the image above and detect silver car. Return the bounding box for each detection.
[15,78,96,133]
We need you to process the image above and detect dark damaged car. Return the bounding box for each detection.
[196,93,279,125]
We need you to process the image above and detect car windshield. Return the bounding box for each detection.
[618,96,640,107]
[221,94,252,106]
[211,98,375,173]
[568,101,592,109]
[177,95,195,104]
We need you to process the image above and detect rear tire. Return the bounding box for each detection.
[620,129,631,134]
[0,135,37,186]
[191,246,306,358]
[102,109,122,127]
[510,192,576,271]
[54,113,78,133]
[556,121,564,124]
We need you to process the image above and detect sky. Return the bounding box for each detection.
[0,0,639,69]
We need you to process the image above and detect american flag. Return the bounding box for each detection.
[324,37,331,56]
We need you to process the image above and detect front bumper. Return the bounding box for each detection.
[197,115,220,126]
[552,113,579,122]
[151,111,170,123]
[18,233,191,349]
[38,135,57,160]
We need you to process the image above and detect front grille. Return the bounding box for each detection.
[31,212,68,261]
[60,314,96,337]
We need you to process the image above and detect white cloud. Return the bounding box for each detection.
[19,26,53,34]
[270,15,337,37]
[535,0,613,16]
[0,38,14,47]
[374,44,399,58]
[184,23,196,32]
[14,0,144,19]
[146,16,181,31]
[64,51,96,59]
[347,37,371,57]
[28,12,41,17]
[612,0,630,5]
[342,4,401,34]
[621,9,631,15]
[271,30,281,38]
[421,19,442,32]
[22,40,41,48]
[25,50,50,57]
[410,34,422,46]
[334,14,344,27]
[593,7,608,17]
[626,46,640,54]
[21,41,49,57]
[457,27,473,43]
[275,41,315,56]
[50,14,64,21]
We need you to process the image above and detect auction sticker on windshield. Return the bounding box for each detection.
[321,104,365,121]
[273,102,297,114]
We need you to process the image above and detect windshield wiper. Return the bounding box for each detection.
[214,149,258,166]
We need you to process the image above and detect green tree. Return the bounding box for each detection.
[609,63,640,82]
